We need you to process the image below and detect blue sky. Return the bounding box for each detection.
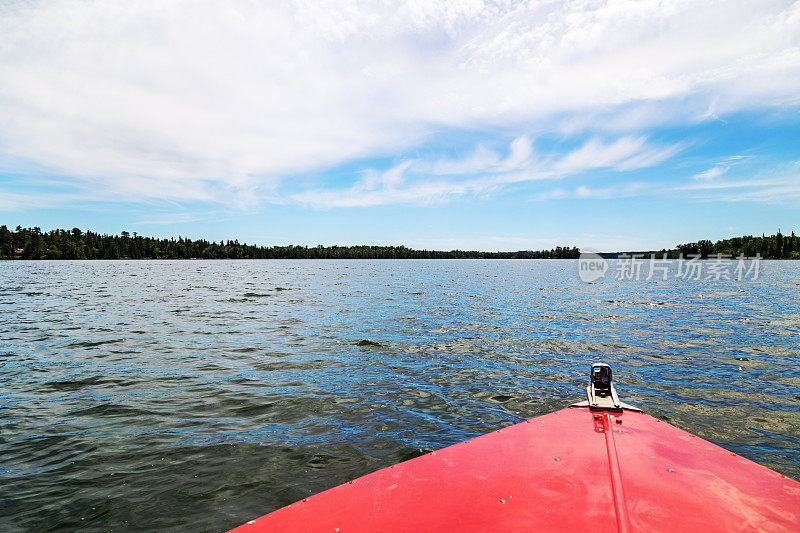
[1,0,799,251]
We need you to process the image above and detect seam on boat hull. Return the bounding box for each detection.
[603,412,630,533]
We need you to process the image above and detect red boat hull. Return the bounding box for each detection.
[229,407,800,532]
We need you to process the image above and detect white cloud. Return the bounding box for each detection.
[693,166,730,180]
[293,135,677,207]
[532,182,653,202]
[426,145,501,176]
[676,174,800,203]
[0,190,34,212]
[690,154,751,181]
[423,135,534,176]
[555,136,680,173]
[502,136,535,171]
[574,183,650,200]
[0,0,798,204]
[360,161,412,191]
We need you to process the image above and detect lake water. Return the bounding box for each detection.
[1,259,799,531]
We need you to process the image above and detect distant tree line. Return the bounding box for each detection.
[0,226,581,260]
[671,232,799,259]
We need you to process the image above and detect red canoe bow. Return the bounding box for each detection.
[228,365,800,532]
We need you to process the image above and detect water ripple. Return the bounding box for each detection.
[0,259,798,531]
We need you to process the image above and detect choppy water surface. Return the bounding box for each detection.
[1,259,799,531]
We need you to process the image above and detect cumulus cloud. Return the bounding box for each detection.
[0,0,799,205]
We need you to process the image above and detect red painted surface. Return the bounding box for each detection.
[228,407,800,532]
